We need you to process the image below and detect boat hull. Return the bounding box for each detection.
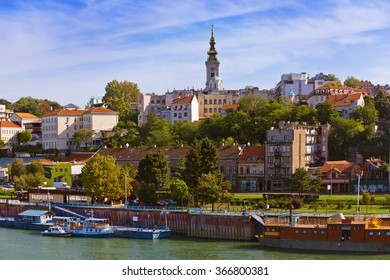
[258,236,390,253]
[41,232,72,237]
[114,227,172,239]
[13,221,52,231]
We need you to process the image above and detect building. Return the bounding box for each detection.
[171,95,199,123]
[320,161,362,193]
[237,145,265,192]
[0,121,22,151]
[42,108,118,151]
[9,112,42,143]
[265,121,330,191]
[0,104,13,121]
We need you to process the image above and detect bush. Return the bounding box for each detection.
[291,197,304,209]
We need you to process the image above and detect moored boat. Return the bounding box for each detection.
[71,217,114,238]
[257,213,390,253]
[114,226,172,239]
[41,225,72,237]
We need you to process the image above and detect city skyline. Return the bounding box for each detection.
[1,0,390,108]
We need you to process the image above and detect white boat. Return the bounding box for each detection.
[71,217,114,238]
[41,225,72,237]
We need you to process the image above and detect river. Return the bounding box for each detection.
[0,227,389,260]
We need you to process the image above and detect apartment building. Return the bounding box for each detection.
[237,145,265,192]
[0,121,22,150]
[42,107,118,151]
[171,95,199,123]
[265,121,330,191]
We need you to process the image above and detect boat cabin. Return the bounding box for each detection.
[18,210,53,224]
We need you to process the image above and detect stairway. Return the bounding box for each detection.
[51,205,86,220]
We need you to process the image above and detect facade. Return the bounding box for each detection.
[265,121,330,191]
[274,72,313,99]
[42,108,118,151]
[43,162,73,187]
[0,105,13,121]
[237,145,265,192]
[0,121,22,150]
[9,112,42,143]
[171,95,199,123]
[320,160,362,193]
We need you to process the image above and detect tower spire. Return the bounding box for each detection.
[207,24,218,61]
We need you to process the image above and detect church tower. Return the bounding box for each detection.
[204,25,223,93]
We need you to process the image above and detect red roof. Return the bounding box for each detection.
[320,161,361,173]
[0,121,22,128]
[172,96,194,104]
[43,107,117,117]
[326,93,362,107]
[14,113,40,119]
[238,146,265,162]
[62,152,96,163]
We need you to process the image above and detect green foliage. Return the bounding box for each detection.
[137,182,157,204]
[18,130,33,145]
[164,179,192,206]
[0,139,5,148]
[350,96,378,127]
[374,91,390,120]
[13,97,61,117]
[315,102,339,125]
[103,80,141,126]
[139,113,173,146]
[11,159,45,190]
[10,159,26,179]
[73,129,95,150]
[137,151,169,190]
[198,173,222,211]
[0,98,12,109]
[80,154,127,203]
[289,167,320,194]
[344,76,363,88]
[325,74,343,87]
[172,121,200,145]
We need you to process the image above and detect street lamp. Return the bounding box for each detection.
[356,171,363,216]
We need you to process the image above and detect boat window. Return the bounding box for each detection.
[313,230,317,234]
[320,231,325,235]
[271,228,275,232]
[303,230,307,234]
[377,232,381,236]
[369,232,374,236]
[295,230,299,234]
[386,232,390,236]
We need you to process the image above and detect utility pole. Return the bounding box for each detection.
[124,173,128,207]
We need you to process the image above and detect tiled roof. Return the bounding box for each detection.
[172,96,194,104]
[0,121,22,128]
[43,107,117,117]
[320,161,359,173]
[62,152,96,163]
[238,146,265,162]
[222,104,239,110]
[326,93,362,107]
[15,113,40,119]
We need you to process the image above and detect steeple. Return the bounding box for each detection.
[205,25,222,92]
[207,24,218,61]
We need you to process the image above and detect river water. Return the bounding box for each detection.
[1,227,390,260]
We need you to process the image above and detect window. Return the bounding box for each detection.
[369,232,374,236]
[246,166,250,174]
[239,166,243,174]
[252,166,257,174]
[295,230,299,234]
[313,230,318,234]
[204,99,208,105]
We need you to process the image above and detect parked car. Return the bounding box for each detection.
[155,200,168,207]
[164,199,176,206]
[2,182,14,188]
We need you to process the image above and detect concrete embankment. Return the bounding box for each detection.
[0,202,261,241]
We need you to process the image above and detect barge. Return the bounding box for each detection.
[257,213,390,253]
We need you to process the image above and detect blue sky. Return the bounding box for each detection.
[1,0,390,108]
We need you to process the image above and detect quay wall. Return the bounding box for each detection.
[0,203,259,241]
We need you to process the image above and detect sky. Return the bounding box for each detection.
[1,0,390,108]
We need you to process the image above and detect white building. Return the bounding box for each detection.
[0,121,22,150]
[171,95,199,123]
[42,108,118,151]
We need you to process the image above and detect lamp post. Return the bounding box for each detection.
[356,173,361,216]
[124,173,128,207]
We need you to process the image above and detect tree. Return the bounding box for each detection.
[137,182,158,204]
[315,102,339,125]
[13,97,61,117]
[0,139,5,148]
[10,159,26,180]
[362,192,372,214]
[0,98,12,109]
[325,74,343,87]
[198,173,222,212]
[344,76,363,88]
[374,90,390,120]
[384,194,390,212]
[103,80,141,126]
[73,129,95,150]
[289,168,321,194]
[139,113,173,146]
[18,130,32,145]
[80,154,126,203]
[137,151,169,190]
[351,96,378,126]
[26,160,45,175]
[172,121,200,145]
[164,179,192,206]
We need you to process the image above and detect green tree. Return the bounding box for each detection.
[137,151,169,190]
[183,138,221,204]
[0,139,5,148]
[139,113,173,146]
[73,129,95,150]
[362,192,372,214]
[315,102,339,125]
[0,99,12,109]
[80,154,125,203]
[10,159,26,180]
[164,179,192,206]
[103,80,141,125]
[198,172,222,212]
[26,160,45,175]
[344,76,363,88]
[289,168,321,194]
[13,97,61,117]
[325,74,343,87]
[137,182,158,204]
[384,194,390,212]
[374,90,390,120]
[172,121,200,145]
[17,130,33,145]
[351,96,378,126]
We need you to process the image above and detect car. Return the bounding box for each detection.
[155,200,168,207]
[2,182,14,188]
[164,199,176,206]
